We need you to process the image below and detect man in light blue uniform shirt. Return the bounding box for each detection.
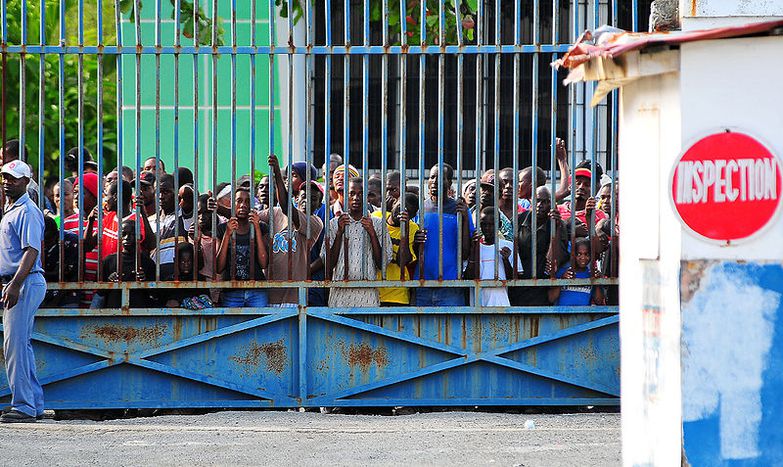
[0,160,46,423]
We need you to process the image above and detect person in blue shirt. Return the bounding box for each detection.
[548,237,605,306]
[0,160,47,423]
[413,163,474,306]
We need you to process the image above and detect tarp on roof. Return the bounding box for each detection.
[553,20,783,106]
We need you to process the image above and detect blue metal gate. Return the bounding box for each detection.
[0,0,638,408]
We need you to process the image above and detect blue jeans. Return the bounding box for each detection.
[2,273,46,417]
[413,287,466,306]
[221,289,268,308]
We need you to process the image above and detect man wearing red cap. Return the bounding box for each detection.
[63,172,100,307]
[557,163,607,230]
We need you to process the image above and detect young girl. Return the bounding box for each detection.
[161,242,212,309]
[548,237,605,306]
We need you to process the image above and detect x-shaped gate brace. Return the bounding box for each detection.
[0,308,619,407]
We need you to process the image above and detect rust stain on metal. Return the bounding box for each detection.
[339,342,389,373]
[580,345,599,364]
[231,339,287,375]
[529,317,540,338]
[680,260,714,304]
[85,324,166,344]
[690,0,698,17]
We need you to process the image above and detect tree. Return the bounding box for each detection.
[1,0,222,180]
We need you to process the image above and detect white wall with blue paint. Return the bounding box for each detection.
[677,35,783,465]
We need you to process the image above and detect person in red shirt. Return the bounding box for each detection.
[85,179,155,261]
[62,172,100,307]
[557,165,607,236]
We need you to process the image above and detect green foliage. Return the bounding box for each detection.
[278,0,477,45]
[1,0,224,179]
[170,0,225,46]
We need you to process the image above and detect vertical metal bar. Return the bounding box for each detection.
[473,54,482,305]
[193,0,201,280]
[417,53,425,281]
[133,0,142,285]
[36,0,44,211]
[212,0,225,279]
[492,0,500,280]
[18,0,26,166]
[398,0,407,283]
[235,0,244,280]
[77,0,86,282]
[609,0,619,278]
[436,0,445,282]
[360,0,369,281]
[569,0,578,265]
[173,0,183,281]
[530,55,539,279]
[632,0,639,32]
[379,0,389,281]
[342,2,350,281]
[322,7,331,281]
[95,0,104,283]
[249,0,257,283]
[492,53,499,280]
[155,0,163,281]
[112,0,122,287]
[511,0,521,281]
[286,7,293,282]
[267,0,276,280]
[454,0,463,281]
[589,0,598,272]
[59,0,68,285]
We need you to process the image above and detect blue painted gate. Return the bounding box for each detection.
[2,306,618,408]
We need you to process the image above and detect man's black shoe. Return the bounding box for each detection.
[0,409,37,423]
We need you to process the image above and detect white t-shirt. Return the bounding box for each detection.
[470,238,523,307]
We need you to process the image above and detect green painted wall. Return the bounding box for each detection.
[120,0,281,191]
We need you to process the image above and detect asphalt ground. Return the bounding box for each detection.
[0,410,620,466]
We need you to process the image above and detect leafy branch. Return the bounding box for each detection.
[277,0,477,45]
[117,0,225,45]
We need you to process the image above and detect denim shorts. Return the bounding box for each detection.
[413,287,466,307]
[221,289,268,308]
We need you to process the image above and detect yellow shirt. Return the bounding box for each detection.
[371,211,419,304]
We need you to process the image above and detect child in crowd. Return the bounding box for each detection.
[215,188,268,307]
[548,237,605,306]
[465,207,522,307]
[41,216,80,307]
[372,193,420,306]
[97,219,158,308]
[161,242,212,309]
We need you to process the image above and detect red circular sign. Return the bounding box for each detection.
[670,131,782,243]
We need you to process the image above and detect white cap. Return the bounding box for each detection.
[1,160,32,179]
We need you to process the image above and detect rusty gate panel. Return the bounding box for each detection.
[1,307,618,408]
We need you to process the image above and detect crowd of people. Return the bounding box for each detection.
[2,137,619,311]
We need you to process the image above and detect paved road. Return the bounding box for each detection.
[0,411,620,466]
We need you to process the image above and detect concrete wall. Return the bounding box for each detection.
[618,61,683,467]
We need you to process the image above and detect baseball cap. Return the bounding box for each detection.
[300,180,324,195]
[1,160,32,179]
[133,170,155,187]
[73,172,99,198]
